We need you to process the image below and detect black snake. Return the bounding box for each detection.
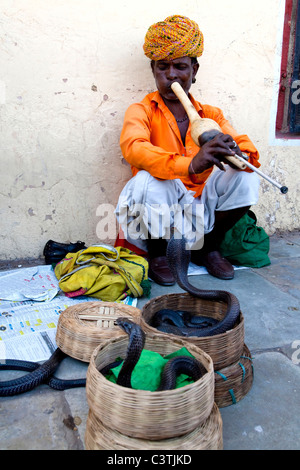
[102,317,207,390]
[0,317,206,395]
[150,308,219,335]
[0,235,239,395]
[150,235,241,337]
[0,348,86,397]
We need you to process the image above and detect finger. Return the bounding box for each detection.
[221,134,235,143]
[207,137,236,154]
[234,148,243,158]
[207,145,235,156]
[220,135,239,150]
[212,158,226,171]
[228,141,240,152]
[219,135,241,154]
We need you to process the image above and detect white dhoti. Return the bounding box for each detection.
[115,166,260,252]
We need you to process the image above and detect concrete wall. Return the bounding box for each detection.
[0,0,299,260]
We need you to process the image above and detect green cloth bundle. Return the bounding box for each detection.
[220,210,271,268]
[105,347,196,391]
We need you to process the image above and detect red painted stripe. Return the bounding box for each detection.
[276,0,294,131]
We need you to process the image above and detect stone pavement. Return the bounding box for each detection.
[0,231,299,450]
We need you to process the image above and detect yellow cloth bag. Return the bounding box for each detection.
[54,244,150,302]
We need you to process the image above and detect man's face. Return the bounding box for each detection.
[151,57,199,101]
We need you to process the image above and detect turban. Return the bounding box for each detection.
[143,15,204,61]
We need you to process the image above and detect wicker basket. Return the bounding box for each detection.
[85,403,223,450]
[56,301,142,362]
[86,333,215,440]
[141,293,244,370]
[214,344,254,408]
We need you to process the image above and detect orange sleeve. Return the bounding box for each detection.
[120,103,192,179]
[201,105,261,169]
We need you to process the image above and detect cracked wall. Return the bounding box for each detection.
[0,0,299,260]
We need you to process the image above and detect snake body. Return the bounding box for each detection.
[103,317,206,390]
[1,235,239,395]
[115,317,146,388]
[157,356,206,391]
[156,235,241,337]
[151,308,219,335]
[0,349,86,396]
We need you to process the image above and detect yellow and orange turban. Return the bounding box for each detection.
[143,15,204,61]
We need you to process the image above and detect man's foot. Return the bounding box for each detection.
[148,256,175,286]
[193,250,234,280]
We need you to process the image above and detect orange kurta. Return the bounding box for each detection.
[120,91,260,198]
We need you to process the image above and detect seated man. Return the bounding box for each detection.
[115,15,260,285]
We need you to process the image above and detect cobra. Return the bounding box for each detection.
[102,317,207,390]
[0,317,206,395]
[0,349,86,397]
[0,235,239,395]
[152,234,241,337]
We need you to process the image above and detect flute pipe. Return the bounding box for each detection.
[233,154,288,194]
[170,82,245,170]
[170,82,288,194]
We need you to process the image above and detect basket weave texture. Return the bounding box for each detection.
[141,293,244,370]
[86,333,215,440]
[214,344,254,408]
[55,301,141,362]
[85,403,223,450]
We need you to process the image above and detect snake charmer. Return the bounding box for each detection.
[115,14,260,285]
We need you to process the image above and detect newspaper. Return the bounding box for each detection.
[0,266,137,362]
[187,261,247,276]
[0,265,59,302]
[0,263,245,362]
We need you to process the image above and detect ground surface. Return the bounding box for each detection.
[0,231,299,450]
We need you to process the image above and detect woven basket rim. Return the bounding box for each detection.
[141,292,244,339]
[55,300,142,362]
[140,292,244,371]
[215,344,252,377]
[90,332,214,395]
[86,331,216,439]
[58,300,141,326]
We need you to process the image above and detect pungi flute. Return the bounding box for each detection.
[171,81,288,194]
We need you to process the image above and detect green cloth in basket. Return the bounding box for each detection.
[105,347,195,391]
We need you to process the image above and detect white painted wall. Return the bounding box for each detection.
[0,0,299,260]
